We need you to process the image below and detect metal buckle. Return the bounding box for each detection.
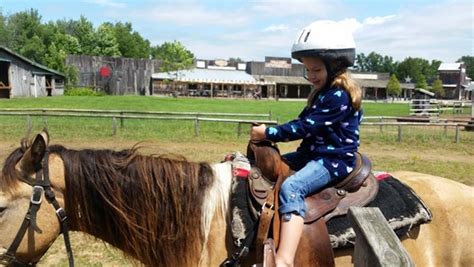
[261,201,274,211]
[30,186,44,205]
[55,207,67,222]
[0,252,15,265]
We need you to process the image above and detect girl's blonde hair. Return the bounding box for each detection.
[307,71,362,111]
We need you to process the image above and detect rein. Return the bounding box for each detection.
[0,151,74,267]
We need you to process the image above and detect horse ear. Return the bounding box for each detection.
[18,132,48,174]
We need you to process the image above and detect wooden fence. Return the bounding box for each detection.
[0,110,470,141]
[363,116,470,143]
[0,108,277,137]
[349,207,414,267]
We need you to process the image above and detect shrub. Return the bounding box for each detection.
[64,87,105,96]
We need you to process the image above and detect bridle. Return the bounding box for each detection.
[0,150,74,266]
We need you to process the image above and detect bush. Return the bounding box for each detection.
[64,87,105,96]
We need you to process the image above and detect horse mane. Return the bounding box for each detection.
[5,143,216,266]
[1,148,25,193]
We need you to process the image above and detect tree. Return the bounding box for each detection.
[431,79,444,97]
[151,41,194,94]
[355,52,398,74]
[387,74,402,97]
[72,16,98,56]
[112,22,150,58]
[427,60,441,83]
[4,9,46,62]
[44,33,81,85]
[396,57,441,85]
[0,11,11,47]
[228,57,244,65]
[19,35,46,63]
[457,56,474,81]
[94,23,121,57]
[415,74,428,89]
[151,41,195,72]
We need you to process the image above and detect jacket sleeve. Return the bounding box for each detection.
[265,89,352,142]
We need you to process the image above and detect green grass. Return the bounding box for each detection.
[0,96,472,144]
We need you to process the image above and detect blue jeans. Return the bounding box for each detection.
[279,152,331,220]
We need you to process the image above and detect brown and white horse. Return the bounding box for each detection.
[0,131,473,266]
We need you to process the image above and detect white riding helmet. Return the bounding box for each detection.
[291,20,356,75]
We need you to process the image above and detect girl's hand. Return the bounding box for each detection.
[250,124,267,141]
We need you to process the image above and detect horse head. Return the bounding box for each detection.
[246,140,291,183]
[0,129,66,266]
[1,130,223,266]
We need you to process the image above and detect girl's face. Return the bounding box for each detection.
[302,57,328,91]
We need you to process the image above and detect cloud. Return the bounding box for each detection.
[353,0,472,62]
[83,0,126,8]
[127,3,249,27]
[250,0,336,17]
[263,24,290,32]
[362,15,396,26]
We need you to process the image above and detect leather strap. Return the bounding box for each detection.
[296,218,335,267]
[255,191,275,261]
[0,151,75,267]
[263,238,276,267]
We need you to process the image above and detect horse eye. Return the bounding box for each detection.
[0,207,6,215]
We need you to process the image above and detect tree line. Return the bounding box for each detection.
[355,52,473,97]
[0,9,472,96]
[0,9,194,85]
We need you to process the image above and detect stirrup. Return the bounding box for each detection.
[263,238,276,267]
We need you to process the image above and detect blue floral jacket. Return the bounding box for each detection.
[265,86,363,179]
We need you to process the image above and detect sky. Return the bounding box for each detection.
[1,0,473,63]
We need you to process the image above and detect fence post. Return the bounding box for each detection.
[120,111,124,128]
[194,119,200,137]
[455,125,460,143]
[112,117,117,136]
[42,109,48,129]
[348,207,414,267]
[26,115,32,133]
[379,117,383,133]
[237,122,242,137]
[397,125,402,142]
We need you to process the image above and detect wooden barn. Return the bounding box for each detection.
[0,46,65,99]
[438,63,469,100]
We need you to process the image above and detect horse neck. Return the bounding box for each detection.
[57,147,220,266]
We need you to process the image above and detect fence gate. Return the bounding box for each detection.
[410,99,439,122]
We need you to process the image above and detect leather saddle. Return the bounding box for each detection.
[246,140,378,266]
[248,152,378,223]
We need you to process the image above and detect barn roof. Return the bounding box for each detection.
[0,46,65,78]
[152,68,273,84]
[438,63,463,71]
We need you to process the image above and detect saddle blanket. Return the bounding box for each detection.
[225,152,433,250]
[327,174,433,249]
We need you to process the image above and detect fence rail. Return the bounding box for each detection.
[0,108,277,137]
[0,108,273,119]
[0,110,471,141]
[362,116,470,143]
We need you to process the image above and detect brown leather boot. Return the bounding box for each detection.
[263,238,276,267]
